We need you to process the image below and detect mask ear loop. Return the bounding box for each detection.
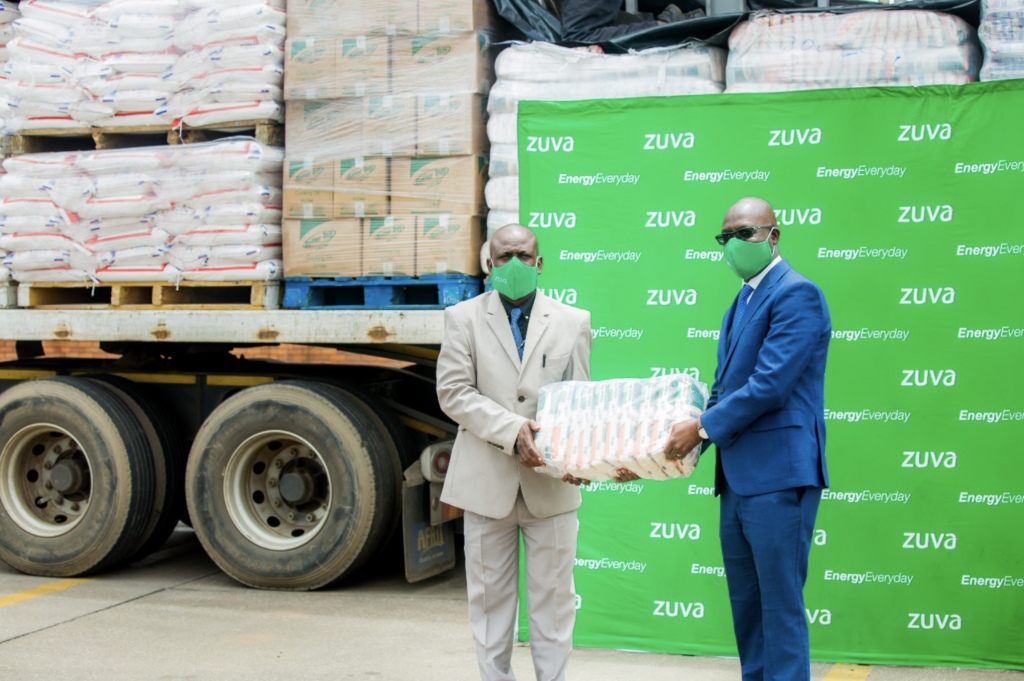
[768,226,778,258]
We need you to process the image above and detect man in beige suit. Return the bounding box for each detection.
[437,224,593,681]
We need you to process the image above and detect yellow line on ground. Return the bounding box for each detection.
[0,578,94,609]
[824,664,874,680]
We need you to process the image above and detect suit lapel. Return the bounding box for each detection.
[484,291,522,369]
[520,290,551,373]
[720,259,792,377]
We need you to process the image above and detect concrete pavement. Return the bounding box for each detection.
[0,527,1019,681]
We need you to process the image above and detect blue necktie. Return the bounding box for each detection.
[729,285,754,346]
[510,307,525,361]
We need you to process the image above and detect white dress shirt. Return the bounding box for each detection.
[743,255,782,302]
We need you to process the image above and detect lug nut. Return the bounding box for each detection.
[44,481,53,489]
[289,449,298,458]
[53,445,62,455]
[268,478,277,487]
[43,462,52,470]
[305,514,314,522]
[287,512,295,520]
[70,503,79,512]
[274,460,282,468]
[272,499,281,507]
[54,494,64,504]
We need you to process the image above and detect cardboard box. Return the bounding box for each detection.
[284,38,340,100]
[369,0,418,34]
[391,33,495,96]
[390,155,488,215]
[283,219,362,278]
[285,100,363,158]
[283,158,334,220]
[416,214,483,276]
[337,36,389,97]
[363,96,416,156]
[416,94,488,156]
[417,0,504,33]
[334,157,389,217]
[363,216,416,277]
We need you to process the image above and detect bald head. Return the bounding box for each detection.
[489,224,541,271]
[722,197,780,250]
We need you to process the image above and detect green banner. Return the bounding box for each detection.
[515,80,1024,669]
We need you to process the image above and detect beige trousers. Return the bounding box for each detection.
[463,491,579,681]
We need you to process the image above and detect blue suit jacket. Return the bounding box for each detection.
[701,259,831,497]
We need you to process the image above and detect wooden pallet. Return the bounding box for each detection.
[9,119,283,155]
[283,275,481,310]
[17,280,281,311]
[0,284,16,309]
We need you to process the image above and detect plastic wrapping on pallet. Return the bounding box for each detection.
[0,136,282,282]
[980,0,1024,80]
[0,0,285,132]
[533,374,710,482]
[484,41,725,238]
[725,10,981,92]
[287,0,504,40]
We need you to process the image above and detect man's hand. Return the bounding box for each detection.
[613,469,640,483]
[562,473,590,486]
[516,419,545,468]
[664,419,703,461]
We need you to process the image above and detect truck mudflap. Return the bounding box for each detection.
[401,480,456,583]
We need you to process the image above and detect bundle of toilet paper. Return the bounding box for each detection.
[725,10,981,93]
[484,42,726,241]
[0,136,283,283]
[980,0,1024,80]
[533,373,710,482]
[1,0,284,131]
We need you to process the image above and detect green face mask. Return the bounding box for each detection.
[723,228,776,280]
[490,256,539,300]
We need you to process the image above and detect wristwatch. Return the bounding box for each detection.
[697,418,708,440]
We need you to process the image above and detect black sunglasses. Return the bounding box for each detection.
[715,226,773,246]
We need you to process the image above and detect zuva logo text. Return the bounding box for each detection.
[898,205,953,223]
[643,132,695,150]
[529,212,576,228]
[903,532,957,549]
[909,613,961,630]
[653,601,705,617]
[898,123,952,141]
[526,136,574,152]
[901,370,956,387]
[769,128,822,146]
[900,287,955,304]
[774,208,821,225]
[903,451,957,468]
[646,211,696,227]
[647,289,698,306]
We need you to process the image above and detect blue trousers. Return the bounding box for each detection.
[719,479,822,681]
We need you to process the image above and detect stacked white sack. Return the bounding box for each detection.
[484,43,725,238]
[0,1,21,132]
[0,137,283,283]
[3,0,284,132]
[533,373,710,482]
[980,0,1024,80]
[725,10,981,93]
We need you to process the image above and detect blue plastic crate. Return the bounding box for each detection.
[283,274,482,310]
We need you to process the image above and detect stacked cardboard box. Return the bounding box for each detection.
[282,0,503,279]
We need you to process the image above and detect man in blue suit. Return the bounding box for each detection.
[659,196,831,680]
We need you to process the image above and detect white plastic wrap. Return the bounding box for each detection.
[534,374,710,482]
[486,209,518,238]
[0,136,283,282]
[3,0,285,131]
[980,0,1024,80]
[725,10,981,92]
[484,176,518,214]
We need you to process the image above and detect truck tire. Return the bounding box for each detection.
[0,378,156,576]
[84,375,186,563]
[185,380,397,590]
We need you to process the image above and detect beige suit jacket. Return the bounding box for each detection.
[437,290,592,519]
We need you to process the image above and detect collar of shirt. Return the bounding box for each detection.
[743,255,782,301]
[499,290,536,320]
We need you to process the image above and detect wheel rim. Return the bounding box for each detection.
[0,424,93,538]
[223,431,333,551]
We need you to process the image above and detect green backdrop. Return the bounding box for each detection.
[514,80,1024,669]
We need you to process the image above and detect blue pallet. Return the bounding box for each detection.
[283,274,482,310]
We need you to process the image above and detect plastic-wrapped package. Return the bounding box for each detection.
[980,0,1024,80]
[725,10,981,92]
[3,0,285,131]
[534,374,710,482]
[0,136,282,282]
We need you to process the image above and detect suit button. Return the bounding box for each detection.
[518,395,525,403]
